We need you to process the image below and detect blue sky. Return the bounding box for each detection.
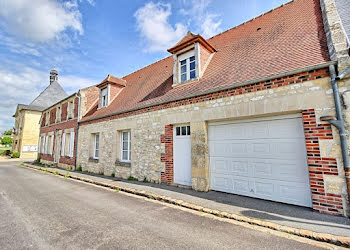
[0,0,289,132]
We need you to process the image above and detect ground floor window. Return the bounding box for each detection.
[121,131,131,162]
[93,133,99,159]
[62,131,75,157]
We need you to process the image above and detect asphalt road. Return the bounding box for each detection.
[0,160,323,250]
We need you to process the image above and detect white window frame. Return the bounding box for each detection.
[120,130,131,162]
[100,88,108,108]
[69,132,75,157]
[178,51,196,83]
[68,101,74,119]
[56,106,61,123]
[93,133,99,159]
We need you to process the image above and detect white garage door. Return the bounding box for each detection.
[209,114,312,207]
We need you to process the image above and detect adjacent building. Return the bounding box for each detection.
[12,70,67,159]
[38,85,99,169]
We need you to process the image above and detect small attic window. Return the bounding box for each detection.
[101,87,108,107]
[179,51,196,83]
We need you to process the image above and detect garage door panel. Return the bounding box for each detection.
[209,115,312,207]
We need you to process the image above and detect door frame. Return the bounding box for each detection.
[173,124,192,186]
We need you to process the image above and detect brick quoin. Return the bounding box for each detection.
[302,109,343,215]
[80,68,330,126]
[160,125,173,184]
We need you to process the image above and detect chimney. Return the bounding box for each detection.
[50,69,58,84]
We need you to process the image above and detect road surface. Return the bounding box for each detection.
[0,160,323,249]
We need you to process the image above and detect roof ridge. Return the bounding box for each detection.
[207,0,294,41]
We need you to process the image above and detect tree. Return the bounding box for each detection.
[2,129,12,136]
[1,137,12,145]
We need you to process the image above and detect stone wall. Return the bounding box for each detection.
[77,68,350,216]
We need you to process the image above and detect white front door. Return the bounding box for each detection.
[208,114,312,207]
[174,125,192,186]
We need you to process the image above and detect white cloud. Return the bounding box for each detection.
[0,66,96,132]
[134,2,187,52]
[201,14,222,38]
[180,0,222,38]
[0,0,83,43]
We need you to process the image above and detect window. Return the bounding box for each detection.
[93,133,99,159]
[179,56,196,83]
[61,131,75,157]
[101,88,108,107]
[45,111,50,126]
[68,101,74,119]
[121,131,131,162]
[175,126,190,136]
[56,106,61,123]
[46,134,54,155]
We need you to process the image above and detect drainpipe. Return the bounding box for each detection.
[326,64,350,169]
[74,94,81,170]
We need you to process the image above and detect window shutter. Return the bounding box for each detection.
[70,132,75,157]
[61,133,65,156]
[38,136,41,154]
[45,135,48,154]
[50,135,54,155]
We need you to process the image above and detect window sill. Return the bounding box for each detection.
[88,157,99,163]
[172,77,199,88]
[115,160,131,167]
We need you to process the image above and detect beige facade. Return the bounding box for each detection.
[13,109,41,159]
[77,75,349,208]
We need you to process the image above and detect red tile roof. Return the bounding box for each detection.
[96,74,126,88]
[167,32,216,53]
[81,0,330,123]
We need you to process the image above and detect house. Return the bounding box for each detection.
[38,85,99,169]
[73,0,350,216]
[12,70,67,159]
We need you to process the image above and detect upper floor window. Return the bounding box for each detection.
[101,88,108,108]
[45,111,50,126]
[68,101,74,119]
[56,106,61,123]
[179,54,196,83]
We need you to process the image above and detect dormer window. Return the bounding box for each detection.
[97,74,126,109]
[168,32,216,87]
[179,54,196,83]
[101,87,108,108]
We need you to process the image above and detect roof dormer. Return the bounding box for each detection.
[168,31,216,87]
[97,74,126,109]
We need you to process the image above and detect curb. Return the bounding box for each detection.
[22,163,350,247]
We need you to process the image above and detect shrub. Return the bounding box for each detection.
[11,152,20,158]
[98,171,104,175]
[76,165,82,172]
[111,173,115,177]
[0,149,11,156]
[1,136,12,145]
[127,176,138,181]
[34,157,41,164]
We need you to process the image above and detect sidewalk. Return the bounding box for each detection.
[22,162,350,245]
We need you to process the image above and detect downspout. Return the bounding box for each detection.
[74,93,81,170]
[328,64,350,169]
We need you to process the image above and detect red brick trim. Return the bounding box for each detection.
[80,68,330,126]
[302,109,343,215]
[160,125,173,184]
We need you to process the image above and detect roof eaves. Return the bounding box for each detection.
[80,61,335,124]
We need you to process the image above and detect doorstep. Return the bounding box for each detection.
[22,162,350,246]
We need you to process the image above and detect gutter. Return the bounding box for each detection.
[80,61,336,124]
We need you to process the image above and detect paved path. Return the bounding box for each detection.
[0,160,326,249]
